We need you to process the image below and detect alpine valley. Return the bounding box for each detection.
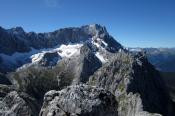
[0,24,174,116]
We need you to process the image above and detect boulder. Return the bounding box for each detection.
[0,91,33,116]
[40,84,118,116]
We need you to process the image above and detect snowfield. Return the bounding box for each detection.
[0,37,109,70]
[0,44,83,65]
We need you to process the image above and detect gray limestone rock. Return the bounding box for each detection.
[88,51,170,116]
[0,91,33,116]
[40,84,118,116]
[39,52,61,67]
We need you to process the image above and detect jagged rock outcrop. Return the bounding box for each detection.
[88,51,171,116]
[0,91,33,116]
[40,84,118,116]
[0,83,40,116]
[74,43,102,83]
[0,84,14,100]
[39,52,61,67]
[0,26,30,55]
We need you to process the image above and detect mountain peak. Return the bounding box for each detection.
[10,27,25,34]
[88,24,106,29]
[81,24,108,36]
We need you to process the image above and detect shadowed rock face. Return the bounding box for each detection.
[0,73,11,85]
[0,24,122,55]
[39,52,61,67]
[88,51,172,116]
[39,84,118,116]
[0,84,14,99]
[0,91,33,116]
[79,44,102,83]
[0,84,41,116]
[127,53,170,115]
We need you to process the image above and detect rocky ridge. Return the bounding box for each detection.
[40,84,118,116]
[0,24,174,116]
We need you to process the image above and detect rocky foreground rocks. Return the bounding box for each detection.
[0,91,33,116]
[40,84,118,116]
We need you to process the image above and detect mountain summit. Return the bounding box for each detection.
[0,24,122,73]
[0,24,174,116]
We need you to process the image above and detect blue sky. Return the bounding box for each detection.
[0,0,175,47]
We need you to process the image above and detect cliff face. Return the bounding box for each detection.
[0,24,121,55]
[88,51,172,116]
[0,85,40,116]
[0,24,174,116]
[0,24,122,73]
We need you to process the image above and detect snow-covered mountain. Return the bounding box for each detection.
[0,24,122,73]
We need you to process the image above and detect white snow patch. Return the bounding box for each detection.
[101,40,108,47]
[30,44,83,63]
[95,52,107,63]
[91,37,108,49]
[30,51,45,63]
[55,44,83,58]
[0,44,83,66]
[119,49,122,52]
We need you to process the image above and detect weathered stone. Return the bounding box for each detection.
[40,84,118,116]
[0,91,33,116]
[39,52,61,67]
[88,51,170,116]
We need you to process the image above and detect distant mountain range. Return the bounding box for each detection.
[129,48,175,72]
